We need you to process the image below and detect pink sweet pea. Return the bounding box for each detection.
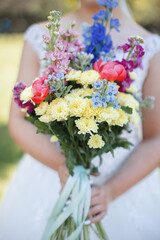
[31,76,49,104]
[93,59,127,81]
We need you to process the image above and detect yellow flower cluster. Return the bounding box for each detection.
[117,92,139,110]
[66,69,100,87]
[34,78,140,131]
[126,84,138,94]
[35,102,48,115]
[95,107,129,127]
[117,92,140,126]
[20,86,34,103]
[88,134,105,149]
[75,117,98,134]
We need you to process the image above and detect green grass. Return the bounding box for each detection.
[0,34,24,202]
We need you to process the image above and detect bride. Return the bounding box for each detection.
[1,0,160,239]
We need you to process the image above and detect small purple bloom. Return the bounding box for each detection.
[13,82,34,113]
[117,43,132,53]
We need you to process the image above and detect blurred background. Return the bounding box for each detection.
[0,0,160,202]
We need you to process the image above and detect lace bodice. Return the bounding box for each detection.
[24,24,160,184]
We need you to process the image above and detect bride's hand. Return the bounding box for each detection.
[87,185,110,224]
[58,163,69,189]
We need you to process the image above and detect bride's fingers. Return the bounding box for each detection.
[90,195,105,206]
[91,186,101,198]
[90,211,106,224]
[88,204,103,216]
[88,202,107,216]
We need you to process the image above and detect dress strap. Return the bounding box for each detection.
[24,24,45,59]
[144,34,160,61]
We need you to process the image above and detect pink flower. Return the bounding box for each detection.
[93,59,127,81]
[43,34,51,44]
[31,76,49,104]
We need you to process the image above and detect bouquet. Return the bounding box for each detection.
[13,0,154,239]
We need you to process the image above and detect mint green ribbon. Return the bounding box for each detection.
[42,166,91,240]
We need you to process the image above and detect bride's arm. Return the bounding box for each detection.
[88,52,160,223]
[9,41,66,171]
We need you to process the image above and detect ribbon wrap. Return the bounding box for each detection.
[42,166,91,240]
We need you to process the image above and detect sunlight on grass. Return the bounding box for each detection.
[0,34,24,202]
[0,34,24,123]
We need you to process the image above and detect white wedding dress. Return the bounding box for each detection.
[0,24,160,240]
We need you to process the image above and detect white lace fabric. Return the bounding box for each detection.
[0,24,160,240]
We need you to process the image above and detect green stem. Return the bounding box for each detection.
[126,45,135,61]
[90,224,103,239]
[67,217,75,237]
[95,222,110,240]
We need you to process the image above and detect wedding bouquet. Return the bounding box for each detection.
[13,0,154,239]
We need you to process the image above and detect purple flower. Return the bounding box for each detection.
[117,43,132,53]
[117,59,135,72]
[13,82,26,96]
[110,18,120,32]
[132,45,145,58]
[13,82,34,113]
[118,75,133,93]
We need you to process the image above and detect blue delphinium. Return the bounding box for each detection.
[83,0,119,63]
[110,18,120,32]
[92,10,111,21]
[91,22,106,42]
[98,0,119,9]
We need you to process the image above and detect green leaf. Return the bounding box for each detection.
[121,106,133,114]
[84,96,92,99]
[67,118,74,137]
[64,85,72,96]
[107,103,114,107]
[24,116,35,122]
[55,92,63,98]
[34,120,48,130]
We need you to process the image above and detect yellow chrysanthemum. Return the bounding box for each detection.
[66,70,82,81]
[117,92,139,110]
[50,135,58,142]
[46,98,64,115]
[20,86,34,103]
[83,99,96,118]
[68,97,87,117]
[79,70,100,86]
[88,134,105,149]
[75,117,98,134]
[129,72,137,80]
[96,107,120,125]
[35,102,48,116]
[111,109,129,126]
[49,100,69,121]
[80,88,94,97]
[130,110,140,127]
[126,84,138,94]
[39,114,52,123]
